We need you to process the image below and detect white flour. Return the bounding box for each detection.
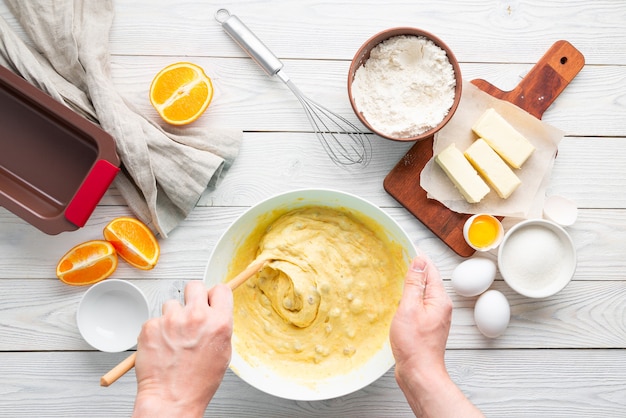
[351,35,456,138]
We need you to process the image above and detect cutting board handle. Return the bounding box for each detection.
[471,40,585,119]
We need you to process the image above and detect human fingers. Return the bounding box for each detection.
[390,256,429,364]
[399,256,428,303]
[422,258,450,305]
[136,317,159,345]
[207,283,234,314]
[162,299,182,315]
[184,280,209,308]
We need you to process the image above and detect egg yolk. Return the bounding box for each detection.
[468,215,500,248]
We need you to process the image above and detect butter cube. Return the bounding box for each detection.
[465,138,522,199]
[472,108,535,169]
[435,143,490,203]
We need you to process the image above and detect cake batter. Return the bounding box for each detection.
[228,206,406,380]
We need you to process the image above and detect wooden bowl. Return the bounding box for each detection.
[348,27,462,142]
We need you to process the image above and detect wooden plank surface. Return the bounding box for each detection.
[1,350,624,417]
[0,1,625,417]
[1,278,624,351]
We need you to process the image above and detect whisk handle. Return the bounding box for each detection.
[216,9,284,77]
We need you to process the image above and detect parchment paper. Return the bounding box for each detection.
[421,81,564,218]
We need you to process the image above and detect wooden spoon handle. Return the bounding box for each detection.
[100,352,136,387]
[100,259,269,387]
[226,259,270,290]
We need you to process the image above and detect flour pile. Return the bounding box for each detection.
[351,35,456,138]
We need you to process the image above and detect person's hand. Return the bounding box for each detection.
[390,254,483,417]
[132,281,233,418]
[390,253,452,380]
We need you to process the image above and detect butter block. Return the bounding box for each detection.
[472,108,535,169]
[465,138,522,199]
[435,143,490,203]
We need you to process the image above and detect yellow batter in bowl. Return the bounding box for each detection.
[226,206,406,380]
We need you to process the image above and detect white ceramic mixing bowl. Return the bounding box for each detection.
[203,189,416,400]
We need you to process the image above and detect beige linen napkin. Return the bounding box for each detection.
[0,0,241,237]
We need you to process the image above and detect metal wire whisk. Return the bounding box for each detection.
[216,9,372,167]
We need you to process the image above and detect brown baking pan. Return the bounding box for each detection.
[0,65,120,234]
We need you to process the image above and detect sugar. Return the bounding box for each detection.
[501,225,566,291]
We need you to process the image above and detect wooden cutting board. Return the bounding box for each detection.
[383,40,585,257]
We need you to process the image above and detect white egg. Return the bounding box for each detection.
[474,290,510,338]
[451,257,496,297]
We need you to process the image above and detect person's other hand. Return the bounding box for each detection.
[390,253,452,378]
[133,281,233,418]
[390,254,483,417]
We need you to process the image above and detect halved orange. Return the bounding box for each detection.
[149,62,213,125]
[103,217,160,270]
[56,240,118,286]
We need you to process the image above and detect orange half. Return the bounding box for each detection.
[103,217,160,270]
[56,240,118,286]
[149,62,213,125]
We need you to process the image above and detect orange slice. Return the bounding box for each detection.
[56,240,118,286]
[149,62,213,125]
[103,217,160,270]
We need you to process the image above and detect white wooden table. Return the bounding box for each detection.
[1,1,625,416]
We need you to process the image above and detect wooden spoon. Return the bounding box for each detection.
[100,259,270,387]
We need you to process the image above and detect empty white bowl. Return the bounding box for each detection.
[498,219,576,298]
[76,279,150,352]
